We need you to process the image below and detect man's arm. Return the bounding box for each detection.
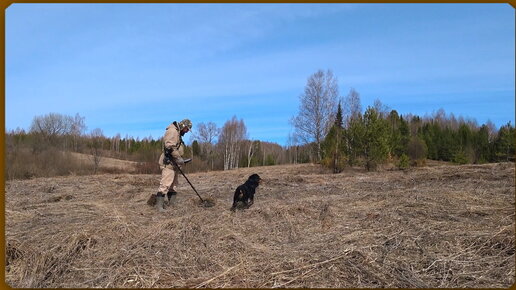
[165,129,184,165]
[171,148,184,165]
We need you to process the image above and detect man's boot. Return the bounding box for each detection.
[167,191,177,206]
[155,192,165,213]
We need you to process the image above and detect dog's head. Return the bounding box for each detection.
[247,173,262,187]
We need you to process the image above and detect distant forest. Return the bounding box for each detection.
[5,70,515,180]
[5,107,514,180]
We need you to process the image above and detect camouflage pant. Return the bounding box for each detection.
[157,164,179,193]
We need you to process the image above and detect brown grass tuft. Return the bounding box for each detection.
[191,196,216,208]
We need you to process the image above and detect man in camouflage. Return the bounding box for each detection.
[155,119,192,212]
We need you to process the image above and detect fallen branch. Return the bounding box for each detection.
[272,267,318,288]
[195,262,242,288]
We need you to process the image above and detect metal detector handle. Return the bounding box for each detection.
[170,158,204,202]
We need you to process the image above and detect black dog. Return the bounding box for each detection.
[231,174,262,211]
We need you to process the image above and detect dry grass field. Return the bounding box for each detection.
[5,162,515,288]
[69,152,139,173]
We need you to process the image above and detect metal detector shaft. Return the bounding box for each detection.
[170,158,205,202]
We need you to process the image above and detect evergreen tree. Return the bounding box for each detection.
[335,102,343,128]
[437,127,457,161]
[420,122,439,160]
[321,124,346,173]
[407,136,428,166]
[398,116,410,156]
[192,140,201,159]
[321,101,346,173]
[494,122,515,162]
[386,110,410,158]
[474,124,491,163]
[458,123,473,150]
[344,114,366,166]
[363,107,389,171]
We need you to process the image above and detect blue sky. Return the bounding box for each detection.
[6,3,515,145]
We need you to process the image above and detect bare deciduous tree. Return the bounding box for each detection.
[30,113,74,148]
[89,128,104,174]
[28,112,86,152]
[373,98,390,119]
[112,133,121,155]
[432,108,448,128]
[195,122,220,144]
[291,69,339,161]
[286,131,299,164]
[70,113,87,152]
[485,120,498,142]
[246,140,259,167]
[218,116,247,170]
[342,88,362,127]
[30,113,71,136]
[193,122,221,170]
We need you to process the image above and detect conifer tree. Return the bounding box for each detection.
[321,103,346,173]
[474,124,491,163]
[344,114,365,166]
[494,122,515,162]
[335,102,343,128]
[363,107,389,171]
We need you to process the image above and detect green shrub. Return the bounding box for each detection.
[453,150,469,165]
[397,154,410,170]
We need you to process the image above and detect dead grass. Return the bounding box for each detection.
[69,152,139,173]
[5,163,515,288]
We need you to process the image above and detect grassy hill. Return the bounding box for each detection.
[69,152,139,173]
[5,163,515,287]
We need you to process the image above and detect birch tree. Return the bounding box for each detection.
[218,116,247,170]
[70,113,86,152]
[286,131,299,164]
[246,140,259,167]
[193,122,220,170]
[291,69,339,161]
[342,88,362,128]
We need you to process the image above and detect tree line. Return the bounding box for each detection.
[291,69,515,173]
[6,69,514,180]
[5,113,313,180]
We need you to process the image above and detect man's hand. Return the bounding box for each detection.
[175,157,185,166]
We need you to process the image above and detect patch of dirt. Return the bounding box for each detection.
[5,162,515,288]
